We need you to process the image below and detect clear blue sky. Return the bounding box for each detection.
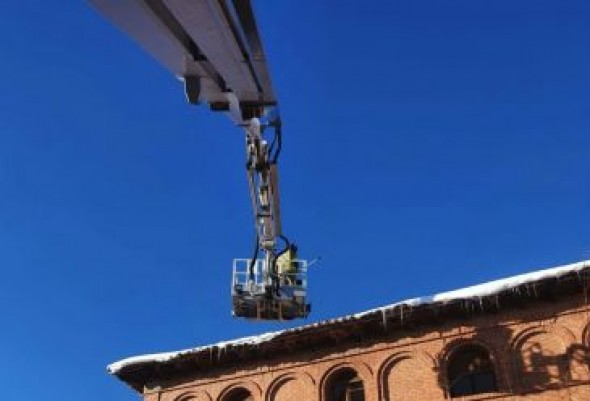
[1,1,589,400]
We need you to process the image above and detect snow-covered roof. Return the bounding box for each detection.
[108,259,590,376]
[353,259,590,319]
[107,331,283,375]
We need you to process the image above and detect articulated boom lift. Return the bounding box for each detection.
[91,0,310,320]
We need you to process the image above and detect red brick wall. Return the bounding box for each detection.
[144,295,590,401]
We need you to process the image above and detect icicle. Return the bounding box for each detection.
[478,297,484,311]
[399,305,404,325]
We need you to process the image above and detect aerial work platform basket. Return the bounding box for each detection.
[232,259,310,320]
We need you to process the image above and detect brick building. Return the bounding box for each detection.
[109,260,590,400]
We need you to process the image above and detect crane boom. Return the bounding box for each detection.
[90,0,310,320]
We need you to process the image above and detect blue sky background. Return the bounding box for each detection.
[1,1,589,400]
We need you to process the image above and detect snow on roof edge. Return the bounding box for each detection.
[107,259,590,375]
[353,259,590,319]
[107,330,283,375]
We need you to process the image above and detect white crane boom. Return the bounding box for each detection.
[90,0,310,320]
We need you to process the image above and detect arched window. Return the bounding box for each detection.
[447,344,498,397]
[223,388,253,401]
[326,368,365,401]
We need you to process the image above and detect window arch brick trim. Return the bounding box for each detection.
[376,350,436,400]
[509,324,576,394]
[218,381,262,401]
[265,372,316,401]
[510,324,576,352]
[173,390,213,401]
[581,321,590,347]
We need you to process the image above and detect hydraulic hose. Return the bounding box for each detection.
[248,235,259,281]
[271,124,282,164]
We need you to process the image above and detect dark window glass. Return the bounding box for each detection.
[448,345,498,397]
[327,369,365,401]
[225,388,253,401]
